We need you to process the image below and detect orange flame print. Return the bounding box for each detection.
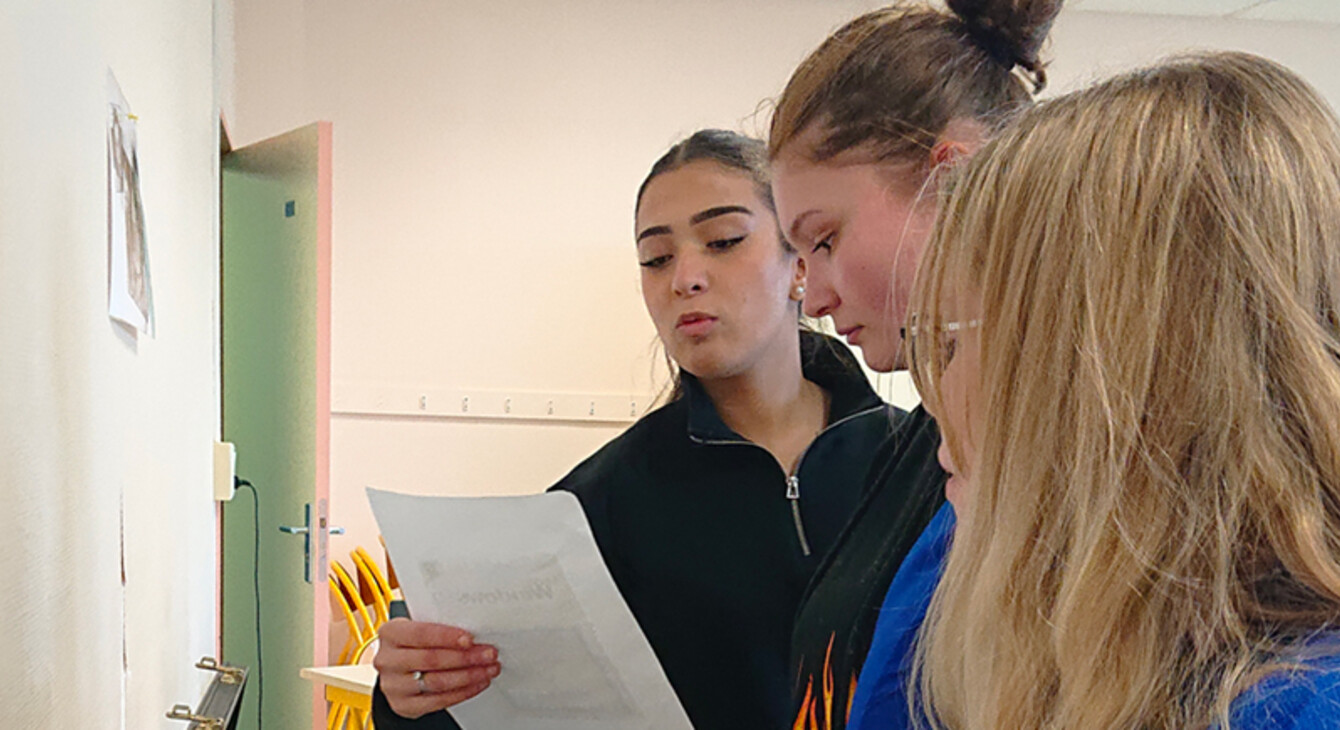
[794,634,859,730]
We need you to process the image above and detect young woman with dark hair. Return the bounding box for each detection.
[370,130,898,729]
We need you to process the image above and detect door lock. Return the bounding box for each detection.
[278,503,344,583]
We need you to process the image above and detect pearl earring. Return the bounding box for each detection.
[794,285,806,299]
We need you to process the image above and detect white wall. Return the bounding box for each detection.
[0,0,225,727]
[229,1,1340,569]
[1047,10,1340,102]
[230,0,895,568]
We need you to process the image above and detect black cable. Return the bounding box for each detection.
[235,478,263,730]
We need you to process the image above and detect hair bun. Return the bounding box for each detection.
[946,0,1062,91]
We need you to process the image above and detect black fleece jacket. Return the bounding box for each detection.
[372,332,898,729]
[787,406,947,730]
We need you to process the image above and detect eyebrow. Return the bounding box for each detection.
[635,225,671,242]
[636,205,754,243]
[690,205,752,225]
[787,209,820,244]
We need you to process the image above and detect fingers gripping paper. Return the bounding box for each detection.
[367,488,693,730]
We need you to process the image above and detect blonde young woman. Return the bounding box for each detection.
[903,52,1340,728]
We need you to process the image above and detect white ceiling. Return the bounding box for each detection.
[1069,0,1340,23]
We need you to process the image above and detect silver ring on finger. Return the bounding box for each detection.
[413,670,428,694]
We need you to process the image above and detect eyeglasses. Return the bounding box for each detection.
[899,319,981,340]
[901,318,981,372]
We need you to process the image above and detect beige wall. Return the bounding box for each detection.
[1048,10,1340,102]
[230,0,898,567]
[229,1,1340,567]
[0,0,225,726]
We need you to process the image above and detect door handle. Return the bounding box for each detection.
[277,505,344,583]
[280,524,343,535]
[278,504,316,583]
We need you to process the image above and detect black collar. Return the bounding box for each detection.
[683,330,884,442]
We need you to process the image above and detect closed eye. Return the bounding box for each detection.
[707,236,745,251]
[810,233,833,255]
[639,255,672,269]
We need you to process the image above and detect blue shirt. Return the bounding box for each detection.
[1227,647,1340,729]
[846,504,955,730]
[846,503,1340,730]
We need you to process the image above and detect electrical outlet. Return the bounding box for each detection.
[213,441,236,501]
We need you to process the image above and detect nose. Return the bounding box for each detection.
[801,272,837,318]
[935,442,954,475]
[671,248,708,297]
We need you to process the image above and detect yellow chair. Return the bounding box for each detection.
[350,547,392,627]
[326,549,395,729]
[359,545,397,604]
[328,635,377,730]
[327,565,378,729]
[329,575,361,666]
[334,561,377,645]
[330,561,377,666]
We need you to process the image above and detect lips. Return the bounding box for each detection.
[938,445,966,506]
[836,325,863,345]
[676,312,717,337]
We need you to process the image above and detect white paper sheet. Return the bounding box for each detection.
[367,488,693,730]
[106,69,153,335]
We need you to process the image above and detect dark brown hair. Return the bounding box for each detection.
[769,0,1063,165]
[636,129,774,214]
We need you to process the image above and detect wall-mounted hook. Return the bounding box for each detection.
[167,704,222,729]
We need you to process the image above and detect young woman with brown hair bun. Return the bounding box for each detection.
[766,2,1062,727]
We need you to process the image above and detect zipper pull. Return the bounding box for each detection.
[786,475,800,500]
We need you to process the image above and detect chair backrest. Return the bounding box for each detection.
[331,561,376,645]
[356,545,395,601]
[328,576,360,666]
[350,548,390,627]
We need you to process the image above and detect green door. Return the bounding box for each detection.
[222,122,333,730]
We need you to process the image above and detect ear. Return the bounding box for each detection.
[920,140,973,197]
[928,118,987,176]
[790,255,807,302]
[931,140,970,169]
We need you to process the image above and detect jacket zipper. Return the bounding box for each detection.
[786,474,812,556]
[690,403,885,559]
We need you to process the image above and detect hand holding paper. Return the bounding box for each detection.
[374,618,500,719]
[367,488,692,730]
